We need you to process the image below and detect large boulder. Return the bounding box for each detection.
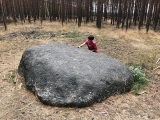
[18,43,134,107]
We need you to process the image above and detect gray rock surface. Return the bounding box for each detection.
[18,43,134,107]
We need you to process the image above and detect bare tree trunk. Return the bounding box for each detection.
[121,0,127,29]
[146,0,154,33]
[103,0,108,21]
[153,0,160,30]
[1,0,7,30]
[19,0,25,23]
[96,0,103,28]
[138,0,147,30]
[77,0,82,27]
[12,0,17,23]
[84,0,89,23]
[117,0,122,28]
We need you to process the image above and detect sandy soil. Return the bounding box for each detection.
[0,21,160,120]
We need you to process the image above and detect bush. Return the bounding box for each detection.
[129,66,149,95]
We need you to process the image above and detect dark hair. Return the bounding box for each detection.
[88,35,94,40]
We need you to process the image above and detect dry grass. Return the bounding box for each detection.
[0,21,160,120]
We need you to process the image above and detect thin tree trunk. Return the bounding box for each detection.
[146,0,154,33]
[1,0,7,30]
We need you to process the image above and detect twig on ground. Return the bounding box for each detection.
[156,58,160,63]
[88,108,107,114]
[153,66,160,71]
[19,102,33,111]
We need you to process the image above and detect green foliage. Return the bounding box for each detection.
[129,66,149,95]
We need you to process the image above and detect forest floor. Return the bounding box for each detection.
[0,21,160,120]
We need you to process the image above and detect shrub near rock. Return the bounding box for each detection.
[18,43,134,107]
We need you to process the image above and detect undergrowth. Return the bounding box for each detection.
[129,66,149,95]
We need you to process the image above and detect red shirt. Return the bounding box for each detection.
[85,40,98,53]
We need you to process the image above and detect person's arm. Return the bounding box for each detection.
[78,42,85,48]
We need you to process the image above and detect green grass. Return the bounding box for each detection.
[3,70,17,84]
[129,66,149,95]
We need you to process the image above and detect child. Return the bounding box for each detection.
[78,35,98,53]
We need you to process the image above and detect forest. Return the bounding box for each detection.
[0,0,160,32]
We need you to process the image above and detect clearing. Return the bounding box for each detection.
[0,21,160,120]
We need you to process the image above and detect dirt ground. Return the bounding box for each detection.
[0,21,160,120]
